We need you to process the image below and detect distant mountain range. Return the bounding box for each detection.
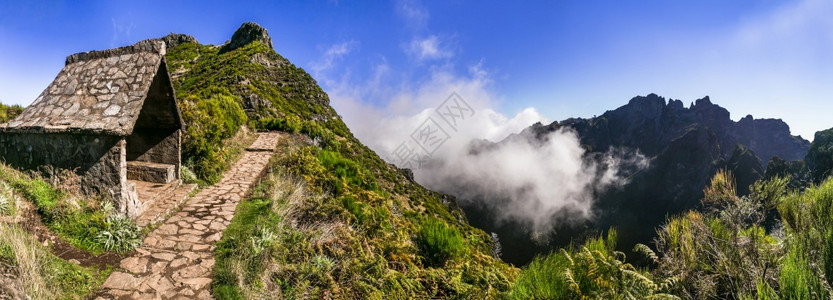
[451,94,815,265]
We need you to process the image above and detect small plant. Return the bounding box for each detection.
[95,209,141,252]
[311,255,335,271]
[415,218,467,267]
[180,165,200,185]
[250,227,277,255]
[0,182,16,216]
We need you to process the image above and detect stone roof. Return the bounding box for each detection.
[0,40,178,136]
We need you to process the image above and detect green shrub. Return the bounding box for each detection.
[415,218,467,267]
[180,93,248,184]
[255,115,301,133]
[0,102,23,123]
[180,165,200,185]
[317,150,376,194]
[95,211,142,252]
[776,177,833,298]
[510,249,571,299]
[780,241,824,299]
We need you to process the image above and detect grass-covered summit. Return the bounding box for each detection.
[164,22,516,298]
[163,24,339,185]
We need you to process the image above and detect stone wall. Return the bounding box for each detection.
[0,132,140,216]
[126,129,181,179]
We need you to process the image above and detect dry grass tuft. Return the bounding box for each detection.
[0,223,55,299]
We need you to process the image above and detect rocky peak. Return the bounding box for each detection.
[667,99,685,111]
[627,93,666,108]
[159,33,198,49]
[691,95,712,108]
[224,22,273,52]
[690,95,731,127]
[618,94,666,121]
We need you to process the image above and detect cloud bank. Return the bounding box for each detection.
[310,0,648,232]
[314,50,649,231]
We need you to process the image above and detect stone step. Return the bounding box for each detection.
[135,183,197,228]
[127,161,176,184]
[133,180,179,212]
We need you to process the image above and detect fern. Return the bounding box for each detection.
[634,243,660,264]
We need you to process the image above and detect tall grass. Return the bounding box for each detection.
[0,223,102,299]
[0,223,53,299]
[0,163,140,253]
[776,177,833,298]
[415,218,467,267]
[0,181,18,216]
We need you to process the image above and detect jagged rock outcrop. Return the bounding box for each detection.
[158,33,198,49]
[556,93,809,164]
[223,22,273,52]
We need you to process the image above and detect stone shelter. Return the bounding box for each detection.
[0,40,184,217]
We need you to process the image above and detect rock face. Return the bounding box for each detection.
[805,127,833,183]
[223,22,273,52]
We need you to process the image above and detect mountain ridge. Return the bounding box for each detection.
[542,93,809,163]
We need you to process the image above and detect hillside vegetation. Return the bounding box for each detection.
[3,21,833,298]
[0,162,125,299]
[511,169,833,299]
[0,103,23,123]
[164,23,833,299]
[162,24,517,298]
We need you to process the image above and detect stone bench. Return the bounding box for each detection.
[127,161,176,184]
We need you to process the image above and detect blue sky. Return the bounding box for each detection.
[1,0,831,140]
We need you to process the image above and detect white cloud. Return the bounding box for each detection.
[735,0,833,48]
[416,128,648,233]
[310,41,359,84]
[396,0,429,30]
[406,35,453,61]
[110,16,136,47]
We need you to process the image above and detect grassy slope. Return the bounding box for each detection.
[164,40,517,297]
[0,166,110,299]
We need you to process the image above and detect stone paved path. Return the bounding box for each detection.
[96,132,283,299]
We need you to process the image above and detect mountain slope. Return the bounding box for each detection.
[163,23,516,298]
